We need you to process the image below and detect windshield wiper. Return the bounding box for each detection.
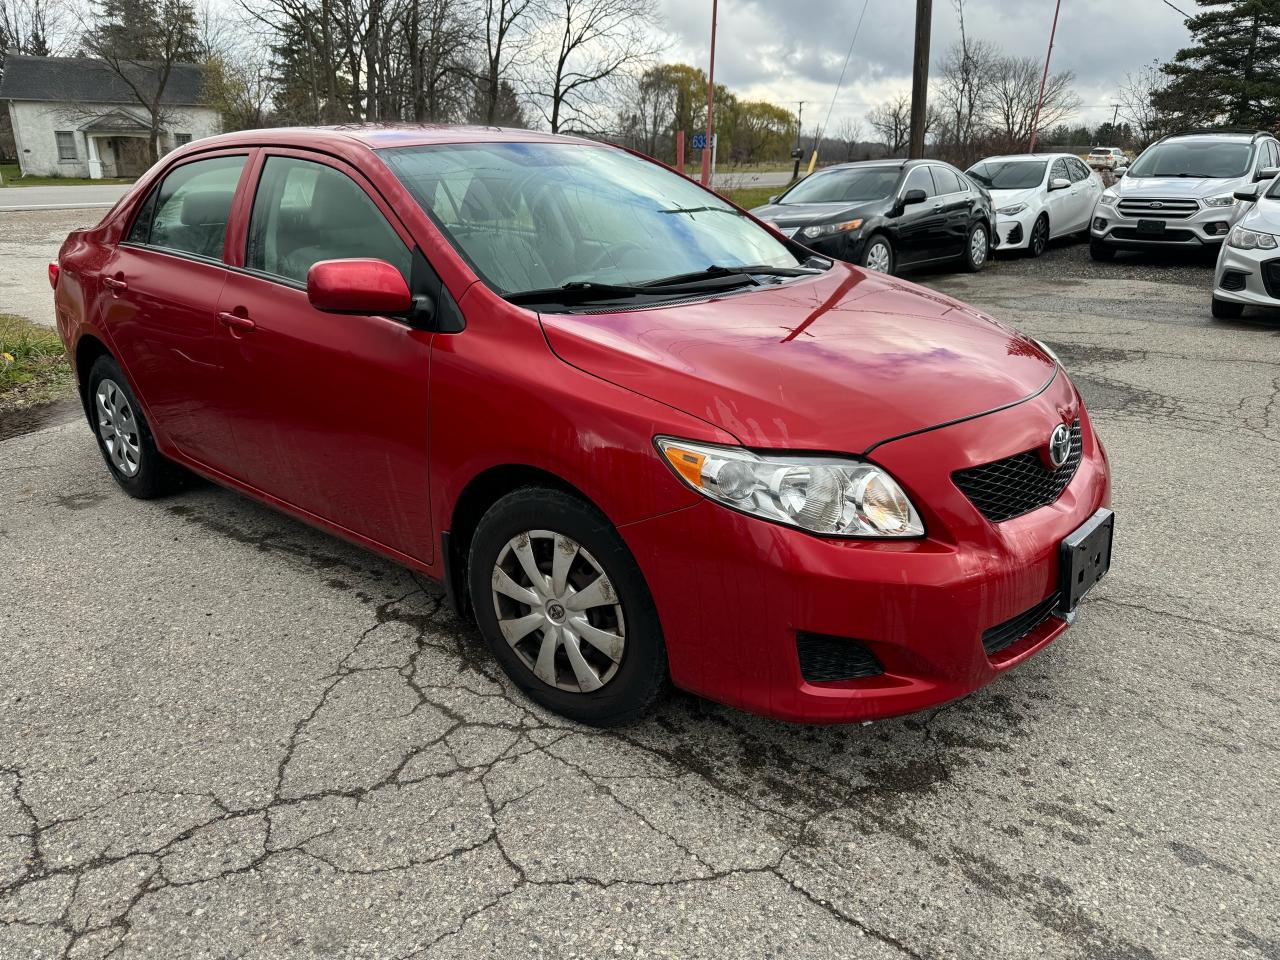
[506,273,761,306]
[657,205,743,216]
[638,263,825,287]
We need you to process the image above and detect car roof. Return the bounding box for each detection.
[176,124,597,153]
[973,153,1070,163]
[1162,132,1263,142]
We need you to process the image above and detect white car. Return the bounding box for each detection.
[966,153,1103,258]
[1088,147,1126,170]
[1211,177,1280,319]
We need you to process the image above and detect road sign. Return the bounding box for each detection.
[691,133,716,151]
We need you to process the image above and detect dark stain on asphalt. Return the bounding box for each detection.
[0,394,80,442]
[54,489,107,511]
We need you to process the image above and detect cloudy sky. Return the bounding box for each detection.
[653,0,1194,133]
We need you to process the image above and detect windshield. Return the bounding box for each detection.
[1129,140,1252,179]
[779,167,901,204]
[967,161,1047,190]
[380,142,801,296]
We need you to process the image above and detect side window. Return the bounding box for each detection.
[128,154,247,260]
[1265,141,1278,170]
[930,166,963,195]
[902,165,937,197]
[1050,158,1070,183]
[247,156,412,286]
[1068,158,1090,182]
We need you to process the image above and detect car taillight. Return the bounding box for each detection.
[48,263,60,289]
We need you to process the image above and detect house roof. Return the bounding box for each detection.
[0,54,205,106]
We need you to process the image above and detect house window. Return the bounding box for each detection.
[55,131,77,161]
[174,133,192,147]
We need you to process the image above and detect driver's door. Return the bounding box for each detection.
[215,150,437,562]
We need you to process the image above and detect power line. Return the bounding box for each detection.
[1161,0,1192,17]
[816,0,871,144]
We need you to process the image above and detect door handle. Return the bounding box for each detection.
[103,277,128,291]
[217,311,256,333]
[932,203,944,211]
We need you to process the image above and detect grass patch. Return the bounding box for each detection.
[721,185,783,211]
[0,162,134,188]
[0,315,74,411]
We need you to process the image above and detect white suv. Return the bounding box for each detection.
[1212,176,1280,319]
[1087,147,1126,170]
[1090,131,1280,261]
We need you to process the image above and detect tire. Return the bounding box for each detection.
[1090,237,1116,262]
[963,221,989,272]
[1211,296,1244,320]
[1027,214,1050,258]
[859,233,895,275]
[86,355,186,499]
[467,487,667,726]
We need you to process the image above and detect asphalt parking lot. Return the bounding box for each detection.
[2,218,1278,958]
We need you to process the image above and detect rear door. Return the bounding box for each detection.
[98,150,253,469]
[1066,157,1099,231]
[927,164,970,260]
[1045,157,1078,238]
[215,150,437,562]
[892,165,943,265]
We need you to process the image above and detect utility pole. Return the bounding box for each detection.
[1027,0,1063,154]
[791,101,805,181]
[700,0,719,187]
[908,0,932,159]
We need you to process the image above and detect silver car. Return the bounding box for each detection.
[1212,176,1280,319]
[1090,132,1280,261]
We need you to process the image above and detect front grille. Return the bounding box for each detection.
[796,632,884,683]
[1116,197,1199,220]
[1109,227,1196,243]
[982,593,1060,656]
[1220,270,1248,292]
[953,420,1082,523]
[1262,260,1280,298]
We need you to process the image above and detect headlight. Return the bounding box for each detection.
[802,219,863,239]
[1228,226,1279,250]
[656,437,924,538]
[1098,190,1117,206]
[1032,338,1063,368]
[997,203,1027,216]
[1204,195,1236,208]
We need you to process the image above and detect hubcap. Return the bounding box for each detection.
[1033,220,1047,253]
[490,530,626,693]
[94,378,141,477]
[970,227,987,265]
[865,241,891,273]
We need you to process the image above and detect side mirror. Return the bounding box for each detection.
[1050,177,1072,191]
[1234,184,1261,202]
[307,259,413,316]
[1113,169,1126,178]
[767,194,779,204]
[901,188,927,206]
[1254,166,1279,183]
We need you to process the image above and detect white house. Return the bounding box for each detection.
[0,54,221,179]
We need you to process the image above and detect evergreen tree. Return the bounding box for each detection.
[1154,0,1280,130]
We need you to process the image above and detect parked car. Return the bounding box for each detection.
[53,126,1113,726]
[1090,131,1280,261]
[1211,174,1280,319]
[748,159,996,275]
[967,153,1103,257]
[1087,147,1126,170]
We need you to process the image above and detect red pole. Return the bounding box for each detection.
[700,0,718,186]
[676,130,685,174]
[1027,0,1062,154]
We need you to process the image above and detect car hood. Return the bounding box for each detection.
[539,265,1058,453]
[750,200,885,227]
[1116,175,1240,199]
[989,187,1039,208]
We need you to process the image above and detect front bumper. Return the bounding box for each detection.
[996,210,1035,249]
[621,372,1111,724]
[1214,242,1280,309]
[1091,200,1235,249]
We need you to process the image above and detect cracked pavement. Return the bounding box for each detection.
[2,239,1278,958]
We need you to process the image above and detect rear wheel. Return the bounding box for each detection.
[467,487,667,726]
[1211,296,1244,320]
[1027,215,1050,258]
[860,234,894,275]
[963,222,989,272]
[1089,237,1116,262]
[86,356,186,499]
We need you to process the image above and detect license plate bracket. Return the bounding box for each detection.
[1058,509,1114,615]
[1136,219,1166,236]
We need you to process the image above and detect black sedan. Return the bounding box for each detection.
[749,159,996,275]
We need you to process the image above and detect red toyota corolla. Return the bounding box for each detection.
[52,126,1112,726]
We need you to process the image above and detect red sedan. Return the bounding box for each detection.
[52,126,1113,726]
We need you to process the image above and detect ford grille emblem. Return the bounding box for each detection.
[1047,423,1071,468]
[1149,201,1164,209]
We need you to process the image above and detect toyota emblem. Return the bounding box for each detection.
[1047,423,1071,468]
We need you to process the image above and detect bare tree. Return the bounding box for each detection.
[1118,61,1172,147]
[868,93,936,155]
[834,115,861,160]
[528,0,659,134]
[934,37,999,157]
[476,0,539,125]
[989,55,1080,152]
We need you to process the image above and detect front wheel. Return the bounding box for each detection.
[467,487,668,726]
[860,234,895,275]
[1027,215,1050,258]
[1211,296,1244,320]
[963,222,989,272]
